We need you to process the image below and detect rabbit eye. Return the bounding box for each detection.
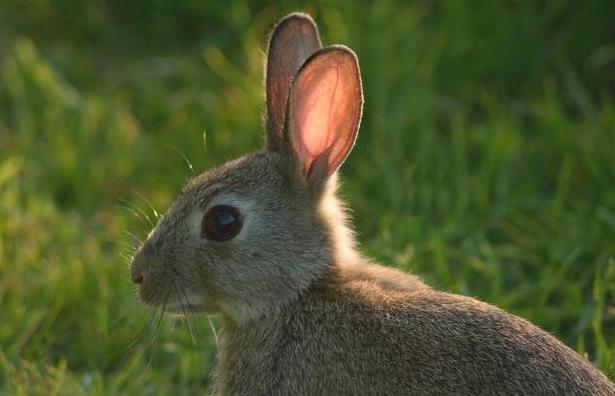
[202,205,242,241]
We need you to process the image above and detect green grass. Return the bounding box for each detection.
[1,0,615,394]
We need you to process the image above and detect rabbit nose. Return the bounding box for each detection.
[132,270,144,284]
[130,254,144,284]
[130,244,153,284]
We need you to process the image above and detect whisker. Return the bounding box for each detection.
[116,203,150,229]
[119,251,135,264]
[123,230,144,246]
[151,293,169,346]
[165,144,196,176]
[123,305,157,353]
[120,199,154,227]
[121,198,155,227]
[177,284,197,347]
[182,256,216,384]
[171,279,208,385]
[168,280,193,341]
[143,291,169,374]
[183,255,214,351]
[106,289,158,373]
[107,239,138,250]
[207,316,219,348]
[131,189,161,220]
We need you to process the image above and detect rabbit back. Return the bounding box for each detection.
[213,266,615,395]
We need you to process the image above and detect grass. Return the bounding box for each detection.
[1,0,615,394]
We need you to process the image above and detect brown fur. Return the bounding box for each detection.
[130,12,615,395]
[213,261,614,394]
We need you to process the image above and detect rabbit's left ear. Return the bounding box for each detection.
[286,45,363,182]
[266,13,321,151]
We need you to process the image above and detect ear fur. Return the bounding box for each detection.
[286,45,363,184]
[266,13,322,151]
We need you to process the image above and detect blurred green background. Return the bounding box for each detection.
[1,0,615,394]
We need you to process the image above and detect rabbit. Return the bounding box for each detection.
[130,12,615,395]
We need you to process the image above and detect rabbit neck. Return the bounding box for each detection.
[213,276,335,394]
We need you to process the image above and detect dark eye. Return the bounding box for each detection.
[201,205,242,241]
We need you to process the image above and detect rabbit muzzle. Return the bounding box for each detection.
[130,243,168,306]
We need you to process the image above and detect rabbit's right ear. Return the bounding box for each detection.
[266,13,321,151]
[286,46,363,185]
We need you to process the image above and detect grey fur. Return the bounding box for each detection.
[130,13,615,395]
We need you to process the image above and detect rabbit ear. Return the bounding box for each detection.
[287,45,363,182]
[266,13,322,151]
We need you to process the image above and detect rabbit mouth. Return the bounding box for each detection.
[166,291,215,315]
[167,301,213,315]
[138,280,215,315]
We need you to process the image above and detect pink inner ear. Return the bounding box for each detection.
[290,52,362,178]
[295,66,342,161]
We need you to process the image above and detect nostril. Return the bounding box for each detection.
[131,243,156,285]
[132,272,144,284]
[130,250,147,285]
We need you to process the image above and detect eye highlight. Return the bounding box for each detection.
[201,205,242,241]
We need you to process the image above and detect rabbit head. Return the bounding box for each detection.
[130,13,363,322]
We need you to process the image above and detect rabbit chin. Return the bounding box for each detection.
[165,292,216,316]
[167,302,215,316]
